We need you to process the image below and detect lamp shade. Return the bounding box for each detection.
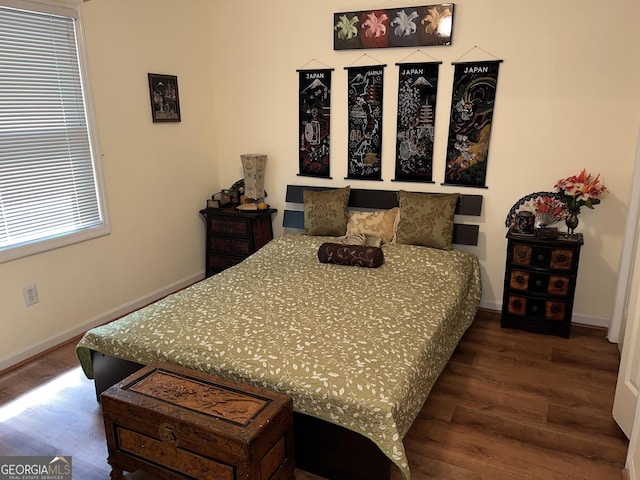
[241,154,267,200]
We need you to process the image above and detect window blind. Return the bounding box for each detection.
[0,4,105,258]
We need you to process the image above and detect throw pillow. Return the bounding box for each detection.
[395,191,459,249]
[345,207,398,244]
[317,242,384,268]
[304,186,350,236]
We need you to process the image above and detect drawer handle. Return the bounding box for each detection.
[532,305,539,313]
[535,280,542,287]
[515,275,525,284]
[537,254,545,262]
[550,305,562,314]
[554,280,565,288]
[159,423,177,444]
[517,251,527,259]
[557,254,567,262]
[512,299,523,309]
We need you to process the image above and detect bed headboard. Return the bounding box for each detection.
[283,185,483,246]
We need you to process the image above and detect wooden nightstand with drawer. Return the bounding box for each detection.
[200,207,277,277]
[501,228,583,338]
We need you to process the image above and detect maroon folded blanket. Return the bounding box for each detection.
[317,243,384,268]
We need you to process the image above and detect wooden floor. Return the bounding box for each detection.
[0,309,628,479]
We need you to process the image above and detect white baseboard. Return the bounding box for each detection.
[0,271,205,373]
[480,300,611,329]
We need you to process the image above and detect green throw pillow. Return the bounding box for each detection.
[396,191,459,249]
[303,186,350,236]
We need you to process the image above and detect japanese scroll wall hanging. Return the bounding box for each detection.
[443,60,501,187]
[394,62,440,182]
[346,65,385,180]
[298,69,332,178]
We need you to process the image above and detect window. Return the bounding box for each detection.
[0,0,109,263]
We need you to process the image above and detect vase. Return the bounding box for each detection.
[240,154,267,201]
[565,210,579,235]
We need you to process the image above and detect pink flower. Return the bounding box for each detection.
[554,169,606,212]
[362,12,389,39]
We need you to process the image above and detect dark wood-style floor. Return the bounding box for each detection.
[0,309,628,479]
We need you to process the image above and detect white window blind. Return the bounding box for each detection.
[0,2,108,263]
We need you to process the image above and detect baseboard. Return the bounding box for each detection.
[480,300,611,329]
[0,271,205,374]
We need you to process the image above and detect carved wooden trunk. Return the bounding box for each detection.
[101,363,294,480]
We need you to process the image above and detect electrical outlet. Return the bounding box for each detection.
[23,283,39,306]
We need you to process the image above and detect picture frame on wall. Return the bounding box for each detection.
[333,4,454,50]
[148,73,181,123]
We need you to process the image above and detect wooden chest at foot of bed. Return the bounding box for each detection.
[100,363,294,480]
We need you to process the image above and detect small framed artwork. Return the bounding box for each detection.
[148,73,181,122]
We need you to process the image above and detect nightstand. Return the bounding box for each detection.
[501,228,583,338]
[199,207,277,277]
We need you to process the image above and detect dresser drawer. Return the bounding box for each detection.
[209,254,243,272]
[210,217,250,236]
[511,244,574,270]
[506,294,567,321]
[211,236,251,255]
[509,270,571,296]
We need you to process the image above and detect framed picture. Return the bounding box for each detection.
[334,4,454,50]
[148,73,181,122]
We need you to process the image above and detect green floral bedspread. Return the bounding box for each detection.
[77,234,481,479]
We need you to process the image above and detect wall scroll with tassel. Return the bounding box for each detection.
[298,69,332,178]
[345,64,385,180]
[443,60,501,188]
[394,62,440,183]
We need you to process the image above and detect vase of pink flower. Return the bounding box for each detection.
[554,169,607,235]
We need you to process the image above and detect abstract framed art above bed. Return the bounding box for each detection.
[76,185,483,480]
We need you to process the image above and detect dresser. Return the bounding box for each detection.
[200,207,276,277]
[501,228,583,338]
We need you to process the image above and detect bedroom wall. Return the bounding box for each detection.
[1,0,639,372]
[0,0,217,370]
[209,0,640,328]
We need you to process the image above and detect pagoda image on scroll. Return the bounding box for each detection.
[347,65,384,180]
[394,62,439,182]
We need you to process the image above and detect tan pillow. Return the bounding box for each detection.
[303,186,350,236]
[396,191,459,249]
[345,207,398,244]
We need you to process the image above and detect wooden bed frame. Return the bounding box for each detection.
[88,185,483,480]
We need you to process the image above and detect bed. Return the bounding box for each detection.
[76,185,482,480]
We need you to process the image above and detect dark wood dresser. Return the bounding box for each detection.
[501,228,583,338]
[200,207,276,277]
[101,363,294,480]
